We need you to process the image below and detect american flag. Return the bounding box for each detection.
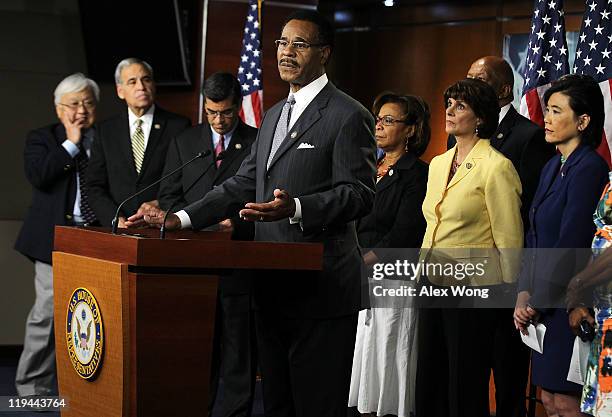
[520,0,570,127]
[237,0,263,128]
[573,0,612,165]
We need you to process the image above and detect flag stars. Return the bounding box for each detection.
[238,66,244,74]
[549,38,558,48]
[253,50,260,57]
[241,54,248,62]
[537,68,547,78]
[543,53,552,62]
[253,79,260,86]
[589,40,598,50]
[585,17,592,27]
[602,10,611,20]
[542,14,551,24]
[603,49,611,59]
[242,83,249,91]
[535,8,540,17]
[559,8,564,16]
[555,60,563,70]
[580,33,587,43]
[559,45,567,55]
[250,33,257,39]
[595,64,606,74]
[247,15,254,22]
[246,44,253,51]
[588,1,597,11]
[595,25,604,35]
[250,62,256,68]
[536,30,546,40]
[532,24,536,33]
[246,72,253,80]
[554,23,562,32]
[529,60,535,70]
[532,44,541,54]
[576,49,583,58]
[548,0,556,8]
[583,56,592,66]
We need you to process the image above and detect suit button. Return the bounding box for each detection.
[64,165,71,171]
[266,175,271,180]
[65,214,72,220]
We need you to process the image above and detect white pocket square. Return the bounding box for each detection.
[297,142,315,149]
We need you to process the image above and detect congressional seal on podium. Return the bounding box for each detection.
[66,287,104,380]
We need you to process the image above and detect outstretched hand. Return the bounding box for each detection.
[239,189,296,222]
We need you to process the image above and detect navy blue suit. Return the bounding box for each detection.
[519,143,608,391]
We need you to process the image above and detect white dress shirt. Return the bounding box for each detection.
[62,129,94,222]
[128,104,156,149]
[499,103,511,125]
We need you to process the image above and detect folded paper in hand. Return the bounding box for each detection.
[567,336,590,385]
[520,323,546,353]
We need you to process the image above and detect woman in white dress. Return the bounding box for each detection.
[349,93,431,417]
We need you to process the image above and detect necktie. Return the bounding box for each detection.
[132,119,145,174]
[75,143,96,224]
[215,134,224,168]
[267,95,296,169]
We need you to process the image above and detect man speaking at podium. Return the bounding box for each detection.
[132,10,376,417]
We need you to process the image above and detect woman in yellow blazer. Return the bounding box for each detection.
[415,78,523,417]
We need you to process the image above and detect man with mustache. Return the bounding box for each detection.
[87,58,190,227]
[15,73,100,397]
[133,10,376,417]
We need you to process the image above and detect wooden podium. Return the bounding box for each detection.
[52,226,322,417]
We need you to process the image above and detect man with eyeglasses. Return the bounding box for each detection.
[133,10,376,417]
[14,73,101,398]
[143,72,257,417]
[87,57,190,227]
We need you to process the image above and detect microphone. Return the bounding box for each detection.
[111,150,212,234]
[160,151,226,239]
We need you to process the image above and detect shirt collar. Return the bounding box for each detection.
[128,104,155,126]
[211,123,238,146]
[499,103,511,124]
[290,73,328,106]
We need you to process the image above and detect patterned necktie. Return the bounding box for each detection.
[132,118,145,174]
[267,95,296,169]
[75,143,96,224]
[215,134,224,168]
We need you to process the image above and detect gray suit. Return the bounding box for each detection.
[184,81,376,416]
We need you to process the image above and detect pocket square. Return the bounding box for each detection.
[297,142,315,149]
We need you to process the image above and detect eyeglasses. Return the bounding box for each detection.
[58,100,96,110]
[274,39,327,51]
[205,108,235,119]
[375,115,407,126]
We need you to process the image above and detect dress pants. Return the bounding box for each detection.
[15,261,58,396]
[415,307,494,417]
[255,311,357,417]
[209,292,258,417]
[491,308,530,417]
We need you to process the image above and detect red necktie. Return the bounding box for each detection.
[214,135,224,168]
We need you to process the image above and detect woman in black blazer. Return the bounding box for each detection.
[349,93,430,417]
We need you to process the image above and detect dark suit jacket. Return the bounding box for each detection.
[158,120,257,295]
[183,82,377,318]
[448,106,555,234]
[518,144,608,307]
[357,152,428,251]
[87,106,190,226]
[15,124,88,263]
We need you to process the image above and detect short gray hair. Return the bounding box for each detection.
[114,58,154,84]
[53,73,100,105]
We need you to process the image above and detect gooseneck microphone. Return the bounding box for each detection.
[111,150,211,234]
[160,151,226,239]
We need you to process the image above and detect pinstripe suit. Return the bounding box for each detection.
[183,80,377,415]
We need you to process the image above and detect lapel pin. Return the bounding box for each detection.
[154,124,161,129]
[235,143,242,150]
[496,133,504,139]
[291,131,297,139]
[466,162,473,169]
[389,169,394,176]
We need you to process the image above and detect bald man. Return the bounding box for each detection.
[448,57,555,417]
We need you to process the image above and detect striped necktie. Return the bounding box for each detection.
[267,95,295,169]
[132,118,145,174]
[75,143,96,224]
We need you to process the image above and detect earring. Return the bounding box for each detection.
[475,125,481,136]
[405,137,410,152]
